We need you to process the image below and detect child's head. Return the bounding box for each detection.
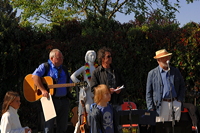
[1,91,20,115]
[94,84,111,104]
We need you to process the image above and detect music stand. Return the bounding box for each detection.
[118,110,140,125]
[118,109,156,125]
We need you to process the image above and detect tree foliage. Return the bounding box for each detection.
[10,0,196,26]
[1,0,12,13]
[0,0,21,98]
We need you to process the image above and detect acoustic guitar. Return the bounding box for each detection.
[71,106,78,127]
[80,100,89,133]
[23,74,87,102]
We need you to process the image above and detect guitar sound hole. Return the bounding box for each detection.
[37,90,42,95]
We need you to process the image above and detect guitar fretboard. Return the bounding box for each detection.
[48,83,76,88]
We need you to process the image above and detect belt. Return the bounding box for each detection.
[53,96,66,100]
[162,98,176,102]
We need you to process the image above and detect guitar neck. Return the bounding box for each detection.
[48,83,76,88]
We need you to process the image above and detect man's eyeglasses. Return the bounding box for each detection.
[106,55,112,58]
[54,56,64,59]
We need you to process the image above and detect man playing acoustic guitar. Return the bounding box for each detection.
[32,49,72,133]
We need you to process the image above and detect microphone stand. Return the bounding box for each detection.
[167,61,175,133]
[128,101,133,133]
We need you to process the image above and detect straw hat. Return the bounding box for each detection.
[154,49,172,59]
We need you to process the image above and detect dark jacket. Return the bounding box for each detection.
[90,103,119,133]
[90,65,125,105]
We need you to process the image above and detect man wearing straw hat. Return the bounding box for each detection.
[146,49,185,125]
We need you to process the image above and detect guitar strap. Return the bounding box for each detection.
[43,62,50,77]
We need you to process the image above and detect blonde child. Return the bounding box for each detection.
[90,84,119,133]
[0,91,31,133]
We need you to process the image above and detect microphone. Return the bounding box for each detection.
[166,60,170,70]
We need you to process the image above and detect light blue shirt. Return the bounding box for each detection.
[159,66,177,99]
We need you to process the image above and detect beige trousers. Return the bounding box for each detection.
[156,100,181,122]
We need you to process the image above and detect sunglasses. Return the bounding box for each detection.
[106,55,112,58]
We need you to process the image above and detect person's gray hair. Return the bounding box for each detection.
[85,50,96,62]
[49,49,61,59]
